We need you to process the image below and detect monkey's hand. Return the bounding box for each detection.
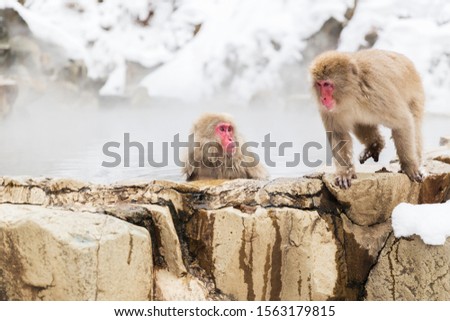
[359,142,383,164]
[335,168,357,189]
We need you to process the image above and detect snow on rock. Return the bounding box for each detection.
[392,201,450,245]
[2,0,86,60]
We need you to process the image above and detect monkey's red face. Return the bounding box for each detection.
[316,80,336,111]
[215,122,236,155]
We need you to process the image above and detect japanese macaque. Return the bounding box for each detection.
[310,49,424,188]
[183,113,268,181]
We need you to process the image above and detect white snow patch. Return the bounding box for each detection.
[2,0,450,111]
[3,0,202,96]
[392,201,450,245]
[2,0,87,60]
[141,0,351,102]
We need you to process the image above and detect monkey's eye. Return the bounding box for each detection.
[220,126,225,132]
[323,82,330,87]
[228,127,232,132]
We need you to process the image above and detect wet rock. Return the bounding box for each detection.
[434,154,450,165]
[341,215,392,297]
[424,147,450,166]
[420,160,450,203]
[0,176,47,205]
[185,179,266,211]
[261,177,323,208]
[187,207,339,300]
[0,155,449,301]
[142,205,186,277]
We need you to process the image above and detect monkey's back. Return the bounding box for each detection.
[354,49,424,115]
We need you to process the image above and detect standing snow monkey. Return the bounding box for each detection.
[310,49,425,188]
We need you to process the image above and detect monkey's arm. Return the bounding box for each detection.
[183,150,200,181]
[183,162,197,181]
[329,130,356,189]
[353,124,385,164]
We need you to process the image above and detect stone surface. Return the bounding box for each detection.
[323,173,420,226]
[144,205,186,277]
[434,154,450,165]
[366,235,450,300]
[0,204,152,300]
[0,155,449,301]
[341,215,392,296]
[105,204,187,277]
[187,207,339,300]
[154,269,207,301]
[260,177,323,208]
[420,160,450,203]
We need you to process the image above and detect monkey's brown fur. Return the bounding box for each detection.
[183,113,269,181]
[310,49,424,188]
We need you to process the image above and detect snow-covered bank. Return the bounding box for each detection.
[141,0,351,102]
[392,201,450,245]
[2,0,202,95]
[2,0,450,114]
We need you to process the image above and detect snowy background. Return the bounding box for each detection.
[0,0,449,183]
[2,0,450,114]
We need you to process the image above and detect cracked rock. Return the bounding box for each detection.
[365,235,450,300]
[0,153,449,301]
[324,173,420,226]
[187,207,339,300]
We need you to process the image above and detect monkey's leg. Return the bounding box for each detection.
[330,131,356,189]
[392,124,423,182]
[353,124,385,164]
[409,98,424,165]
[414,117,423,165]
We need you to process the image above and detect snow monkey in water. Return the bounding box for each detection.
[310,49,424,188]
[183,113,268,181]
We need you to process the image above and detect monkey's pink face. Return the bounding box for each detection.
[215,122,236,155]
[316,80,336,111]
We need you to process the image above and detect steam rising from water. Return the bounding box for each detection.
[0,86,448,184]
[0,20,448,184]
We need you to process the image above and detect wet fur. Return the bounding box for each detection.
[183,113,269,181]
